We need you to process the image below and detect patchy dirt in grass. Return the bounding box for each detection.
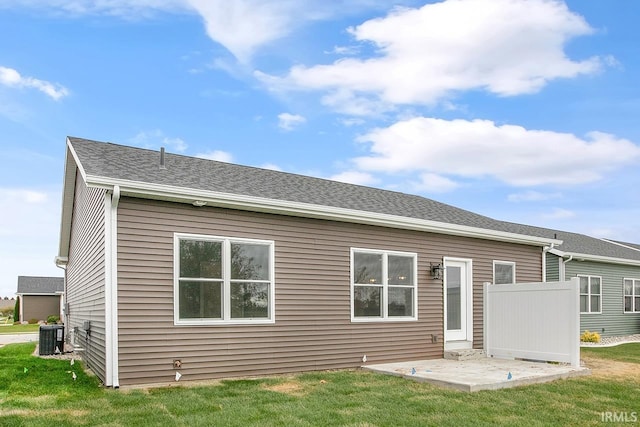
[581,355,640,380]
[1,409,90,417]
[263,381,306,396]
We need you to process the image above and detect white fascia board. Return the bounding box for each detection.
[58,138,85,259]
[562,252,640,267]
[84,175,562,247]
[601,238,640,253]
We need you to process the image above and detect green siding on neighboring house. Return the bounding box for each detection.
[545,252,560,282]
[564,260,640,337]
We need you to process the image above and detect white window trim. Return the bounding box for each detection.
[350,247,418,323]
[623,278,640,314]
[174,233,275,326]
[493,260,516,284]
[578,274,602,315]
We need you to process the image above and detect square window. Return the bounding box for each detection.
[352,249,417,321]
[175,234,274,325]
[494,261,515,284]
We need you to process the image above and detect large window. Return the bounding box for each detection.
[351,248,417,321]
[174,234,274,325]
[624,278,640,313]
[578,275,601,314]
[493,261,516,284]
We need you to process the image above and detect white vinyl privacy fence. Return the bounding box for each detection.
[484,278,580,367]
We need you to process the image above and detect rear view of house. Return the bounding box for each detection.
[16,276,64,323]
[56,137,559,387]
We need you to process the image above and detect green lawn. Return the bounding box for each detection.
[0,324,39,334]
[0,343,638,426]
[582,343,640,364]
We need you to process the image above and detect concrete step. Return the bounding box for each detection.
[444,349,486,361]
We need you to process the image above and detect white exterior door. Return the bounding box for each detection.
[444,258,472,345]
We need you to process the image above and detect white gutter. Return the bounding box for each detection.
[104,185,120,388]
[83,175,561,248]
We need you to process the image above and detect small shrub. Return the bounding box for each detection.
[14,297,20,322]
[47,315,60,324]
[580,330,601,343]
[28,318,39,325]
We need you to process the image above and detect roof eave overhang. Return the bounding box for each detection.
[547,249,640,267]
[58,138,87,259]
[84,175,561,247]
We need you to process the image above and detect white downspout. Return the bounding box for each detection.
[560,255,573,281]
[105,185,120,388]
[542,244,554,283]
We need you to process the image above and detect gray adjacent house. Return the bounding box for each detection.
[494,225,640,337]
[544,234,640,337]
[56,137,560,387]
[16,276,64,322]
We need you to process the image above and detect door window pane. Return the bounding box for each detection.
[447,266,461,330]
[354,286,381,317]
[388,287,413,317]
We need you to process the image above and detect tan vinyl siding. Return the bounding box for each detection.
[21,295,61,322]
[65,173,107,382]
[116,197,543,386]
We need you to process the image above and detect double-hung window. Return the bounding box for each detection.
[351,248,417,321]
[174,233,274,325]
[623,278,640,313]
[493,261,516,284]
[578,275,601,314]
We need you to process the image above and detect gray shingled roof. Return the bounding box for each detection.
[69,137,512,231]
[17,276,64,294]
[68,137,640,262]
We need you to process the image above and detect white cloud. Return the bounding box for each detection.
[129,130,187,152]
[329,171,378,186]
[185,0,410,63]
[262,0,604,112]
[410,173,459,193]
[0,66,69,100]
[353,117,640,186]
[196,150,233,163]
[508,191,562,202]
[277,113,306,131]
[0,188,61,297]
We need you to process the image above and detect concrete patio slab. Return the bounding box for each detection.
[363,357,590,392]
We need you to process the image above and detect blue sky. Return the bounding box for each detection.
[1,0,639,297]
